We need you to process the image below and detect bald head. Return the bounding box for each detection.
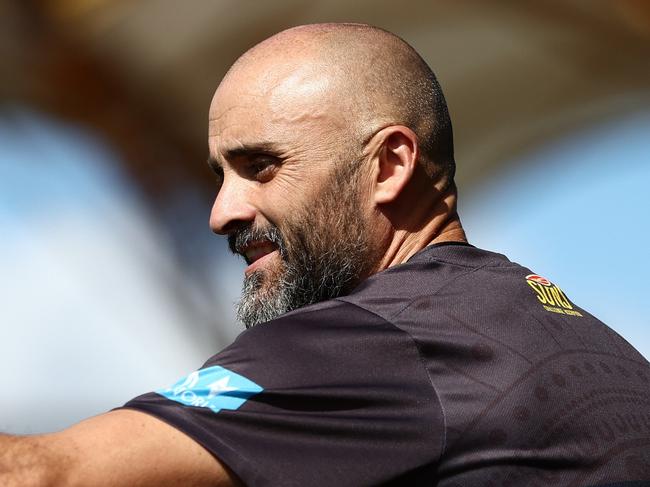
[216,23,455,184]
[209,24,464,326]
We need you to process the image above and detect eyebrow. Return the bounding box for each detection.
[207,142,282,172]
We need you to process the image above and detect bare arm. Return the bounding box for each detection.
[0,410,242,487]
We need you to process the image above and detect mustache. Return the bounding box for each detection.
[228,224,286,256]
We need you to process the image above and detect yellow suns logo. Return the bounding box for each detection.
[525,274,583,317]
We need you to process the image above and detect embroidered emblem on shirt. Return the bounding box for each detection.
[525,274,582,317]
[157,365,263,413]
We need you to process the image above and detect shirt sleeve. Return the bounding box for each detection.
[121,300,444,487]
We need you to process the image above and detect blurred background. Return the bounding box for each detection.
[1,0,649,434]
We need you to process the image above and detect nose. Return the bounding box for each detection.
[209,178,256,235]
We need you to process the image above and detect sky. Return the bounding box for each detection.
[0,108,228,433]
[0,106,648,433]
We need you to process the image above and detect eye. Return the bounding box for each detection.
[208,156,224,180]
[248,156,278,182]
[212,165,224,189]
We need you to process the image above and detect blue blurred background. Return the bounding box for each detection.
[1,1,648,433]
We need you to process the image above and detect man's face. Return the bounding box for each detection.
[208,61,375,327]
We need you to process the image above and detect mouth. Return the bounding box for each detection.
[242,240,279,267]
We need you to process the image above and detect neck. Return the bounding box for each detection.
[374,189,467,272]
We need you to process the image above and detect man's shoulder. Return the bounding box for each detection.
[339,242,529,323]
[247,243,525,331]
[336,242,636,360]
[228,297,397,357]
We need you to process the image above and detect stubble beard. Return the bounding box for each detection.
[232,161,373,328]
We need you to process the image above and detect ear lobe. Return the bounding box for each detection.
[373,126,418,205]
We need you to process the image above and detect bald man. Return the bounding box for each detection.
[2,23,650,487]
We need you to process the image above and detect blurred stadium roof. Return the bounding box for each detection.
[2,0,649,207]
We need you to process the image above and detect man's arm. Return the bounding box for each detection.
[0,409,242,487]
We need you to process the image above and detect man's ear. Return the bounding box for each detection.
[369,125,419,205]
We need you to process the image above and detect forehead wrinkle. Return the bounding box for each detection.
[210,91,266,116]
[209,96,267,135]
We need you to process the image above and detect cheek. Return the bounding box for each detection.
[258,172,323,219]
[256,185,301,221]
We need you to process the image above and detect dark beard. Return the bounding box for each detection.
[228,161,372,328]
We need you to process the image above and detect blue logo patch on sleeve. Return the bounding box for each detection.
[156,365,263,414]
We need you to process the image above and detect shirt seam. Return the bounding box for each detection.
[333,299,448,463]
[413,255,516,269]
[388,261,493,321]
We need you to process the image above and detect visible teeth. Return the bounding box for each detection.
[245,243,276,263]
